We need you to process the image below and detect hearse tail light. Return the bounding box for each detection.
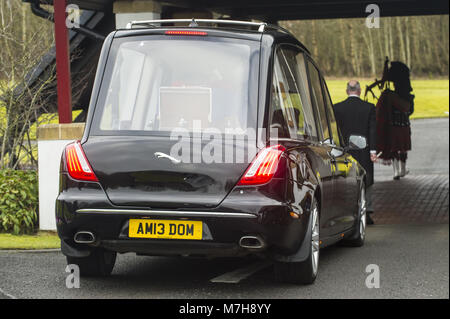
[165,30,208,36]
[65,141,98,182]
[238,145,285,186]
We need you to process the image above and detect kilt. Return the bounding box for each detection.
[376,90,413,160]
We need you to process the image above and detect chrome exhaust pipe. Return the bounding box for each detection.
[74,231,96,244]
[239,235,266,249]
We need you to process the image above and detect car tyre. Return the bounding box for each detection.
[342,182,366,247]
[67,248,116,277]
[274,198,320,285]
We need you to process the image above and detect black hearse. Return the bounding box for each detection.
[56,19,368,284]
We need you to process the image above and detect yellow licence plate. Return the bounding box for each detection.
[128,219,203,240]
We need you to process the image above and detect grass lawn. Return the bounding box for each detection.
[326,78,449,119]
[0,231,60,250]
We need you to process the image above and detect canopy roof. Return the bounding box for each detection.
[29,0,449,20]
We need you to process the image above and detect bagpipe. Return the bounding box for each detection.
[364,56,390,102]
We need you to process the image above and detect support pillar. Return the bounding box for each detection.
[54,0,72,124]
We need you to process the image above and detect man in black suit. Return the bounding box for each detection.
[334,80,377,224]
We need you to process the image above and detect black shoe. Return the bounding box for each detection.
[366,211,374,225]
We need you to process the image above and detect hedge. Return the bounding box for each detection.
[0,170,38,234]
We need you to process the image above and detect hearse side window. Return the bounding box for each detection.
[322,79,342,147]
[269,47,317,140]
[270,50,297,138]
[293,52,318,140]
[307,60,331,144]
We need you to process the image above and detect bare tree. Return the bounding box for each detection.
[281,15,449,77]
[0,0,55,169]
[0,0,94,169]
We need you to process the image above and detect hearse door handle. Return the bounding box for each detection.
[327,152,337,164]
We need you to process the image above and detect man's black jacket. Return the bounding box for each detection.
[334,96,377,186]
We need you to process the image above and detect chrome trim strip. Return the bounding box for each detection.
[75,209,256,218]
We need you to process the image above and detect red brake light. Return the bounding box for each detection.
[238,145,285,186]
[165,30,207,36]
[65,141,98,182]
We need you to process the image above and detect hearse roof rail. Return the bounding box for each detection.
[125,18,267,32]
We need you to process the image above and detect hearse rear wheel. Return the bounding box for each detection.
[274,198,320,285]
[67,248,116,277]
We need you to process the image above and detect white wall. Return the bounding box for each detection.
[38,139,74,231]
[115,12,161,29]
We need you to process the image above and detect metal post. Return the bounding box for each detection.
[54,0,72,124]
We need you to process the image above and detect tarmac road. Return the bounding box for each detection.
[375,118,449,177]
[0,119,448,299]
[0,223,448,299]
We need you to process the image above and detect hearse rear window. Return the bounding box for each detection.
[91,36,260,135]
